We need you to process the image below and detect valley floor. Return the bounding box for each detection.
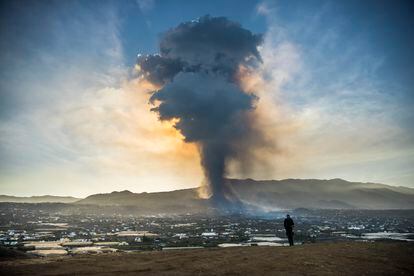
[1,241,413,275]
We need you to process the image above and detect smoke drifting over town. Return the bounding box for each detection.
[136,16,267,205]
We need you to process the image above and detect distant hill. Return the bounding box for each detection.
[0,195,81,203]
[76,189,208,214]
[76,178,414,211]
[230,178,414,210]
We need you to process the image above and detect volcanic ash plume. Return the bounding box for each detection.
[136,16,264,206]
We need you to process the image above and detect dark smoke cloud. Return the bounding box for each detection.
[137,15,262,84]
[137,55,184,86]
[137,15,263,206]
[159,16,262,76]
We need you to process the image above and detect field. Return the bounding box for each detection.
[1,241,413,275]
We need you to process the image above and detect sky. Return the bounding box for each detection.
[0,0,413,197]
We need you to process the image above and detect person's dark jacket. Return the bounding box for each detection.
[284,217,294,232]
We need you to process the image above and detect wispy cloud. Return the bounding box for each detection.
[137,0,155,13]
[253,1,414,186]
[0,1,201,196]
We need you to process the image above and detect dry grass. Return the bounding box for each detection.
[1,242,413,275]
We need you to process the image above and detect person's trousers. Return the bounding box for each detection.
[286,231,294,246]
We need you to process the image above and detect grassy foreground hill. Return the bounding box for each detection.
[1,242,413,275]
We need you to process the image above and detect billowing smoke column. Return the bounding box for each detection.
[136,16,263,206]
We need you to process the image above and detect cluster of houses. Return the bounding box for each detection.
[1,230,158,257]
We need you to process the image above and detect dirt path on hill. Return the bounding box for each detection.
[1,242,413,275]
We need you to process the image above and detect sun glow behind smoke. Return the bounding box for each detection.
[119,78,200,170]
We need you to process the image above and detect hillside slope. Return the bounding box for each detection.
[230,178,414,209]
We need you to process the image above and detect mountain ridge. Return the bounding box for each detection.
[2,178,413,211]
[76,178,414,211]
[0,195,81,204]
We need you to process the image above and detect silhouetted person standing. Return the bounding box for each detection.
[284,214,294,246]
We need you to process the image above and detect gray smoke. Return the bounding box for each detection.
[137,16,263,206]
